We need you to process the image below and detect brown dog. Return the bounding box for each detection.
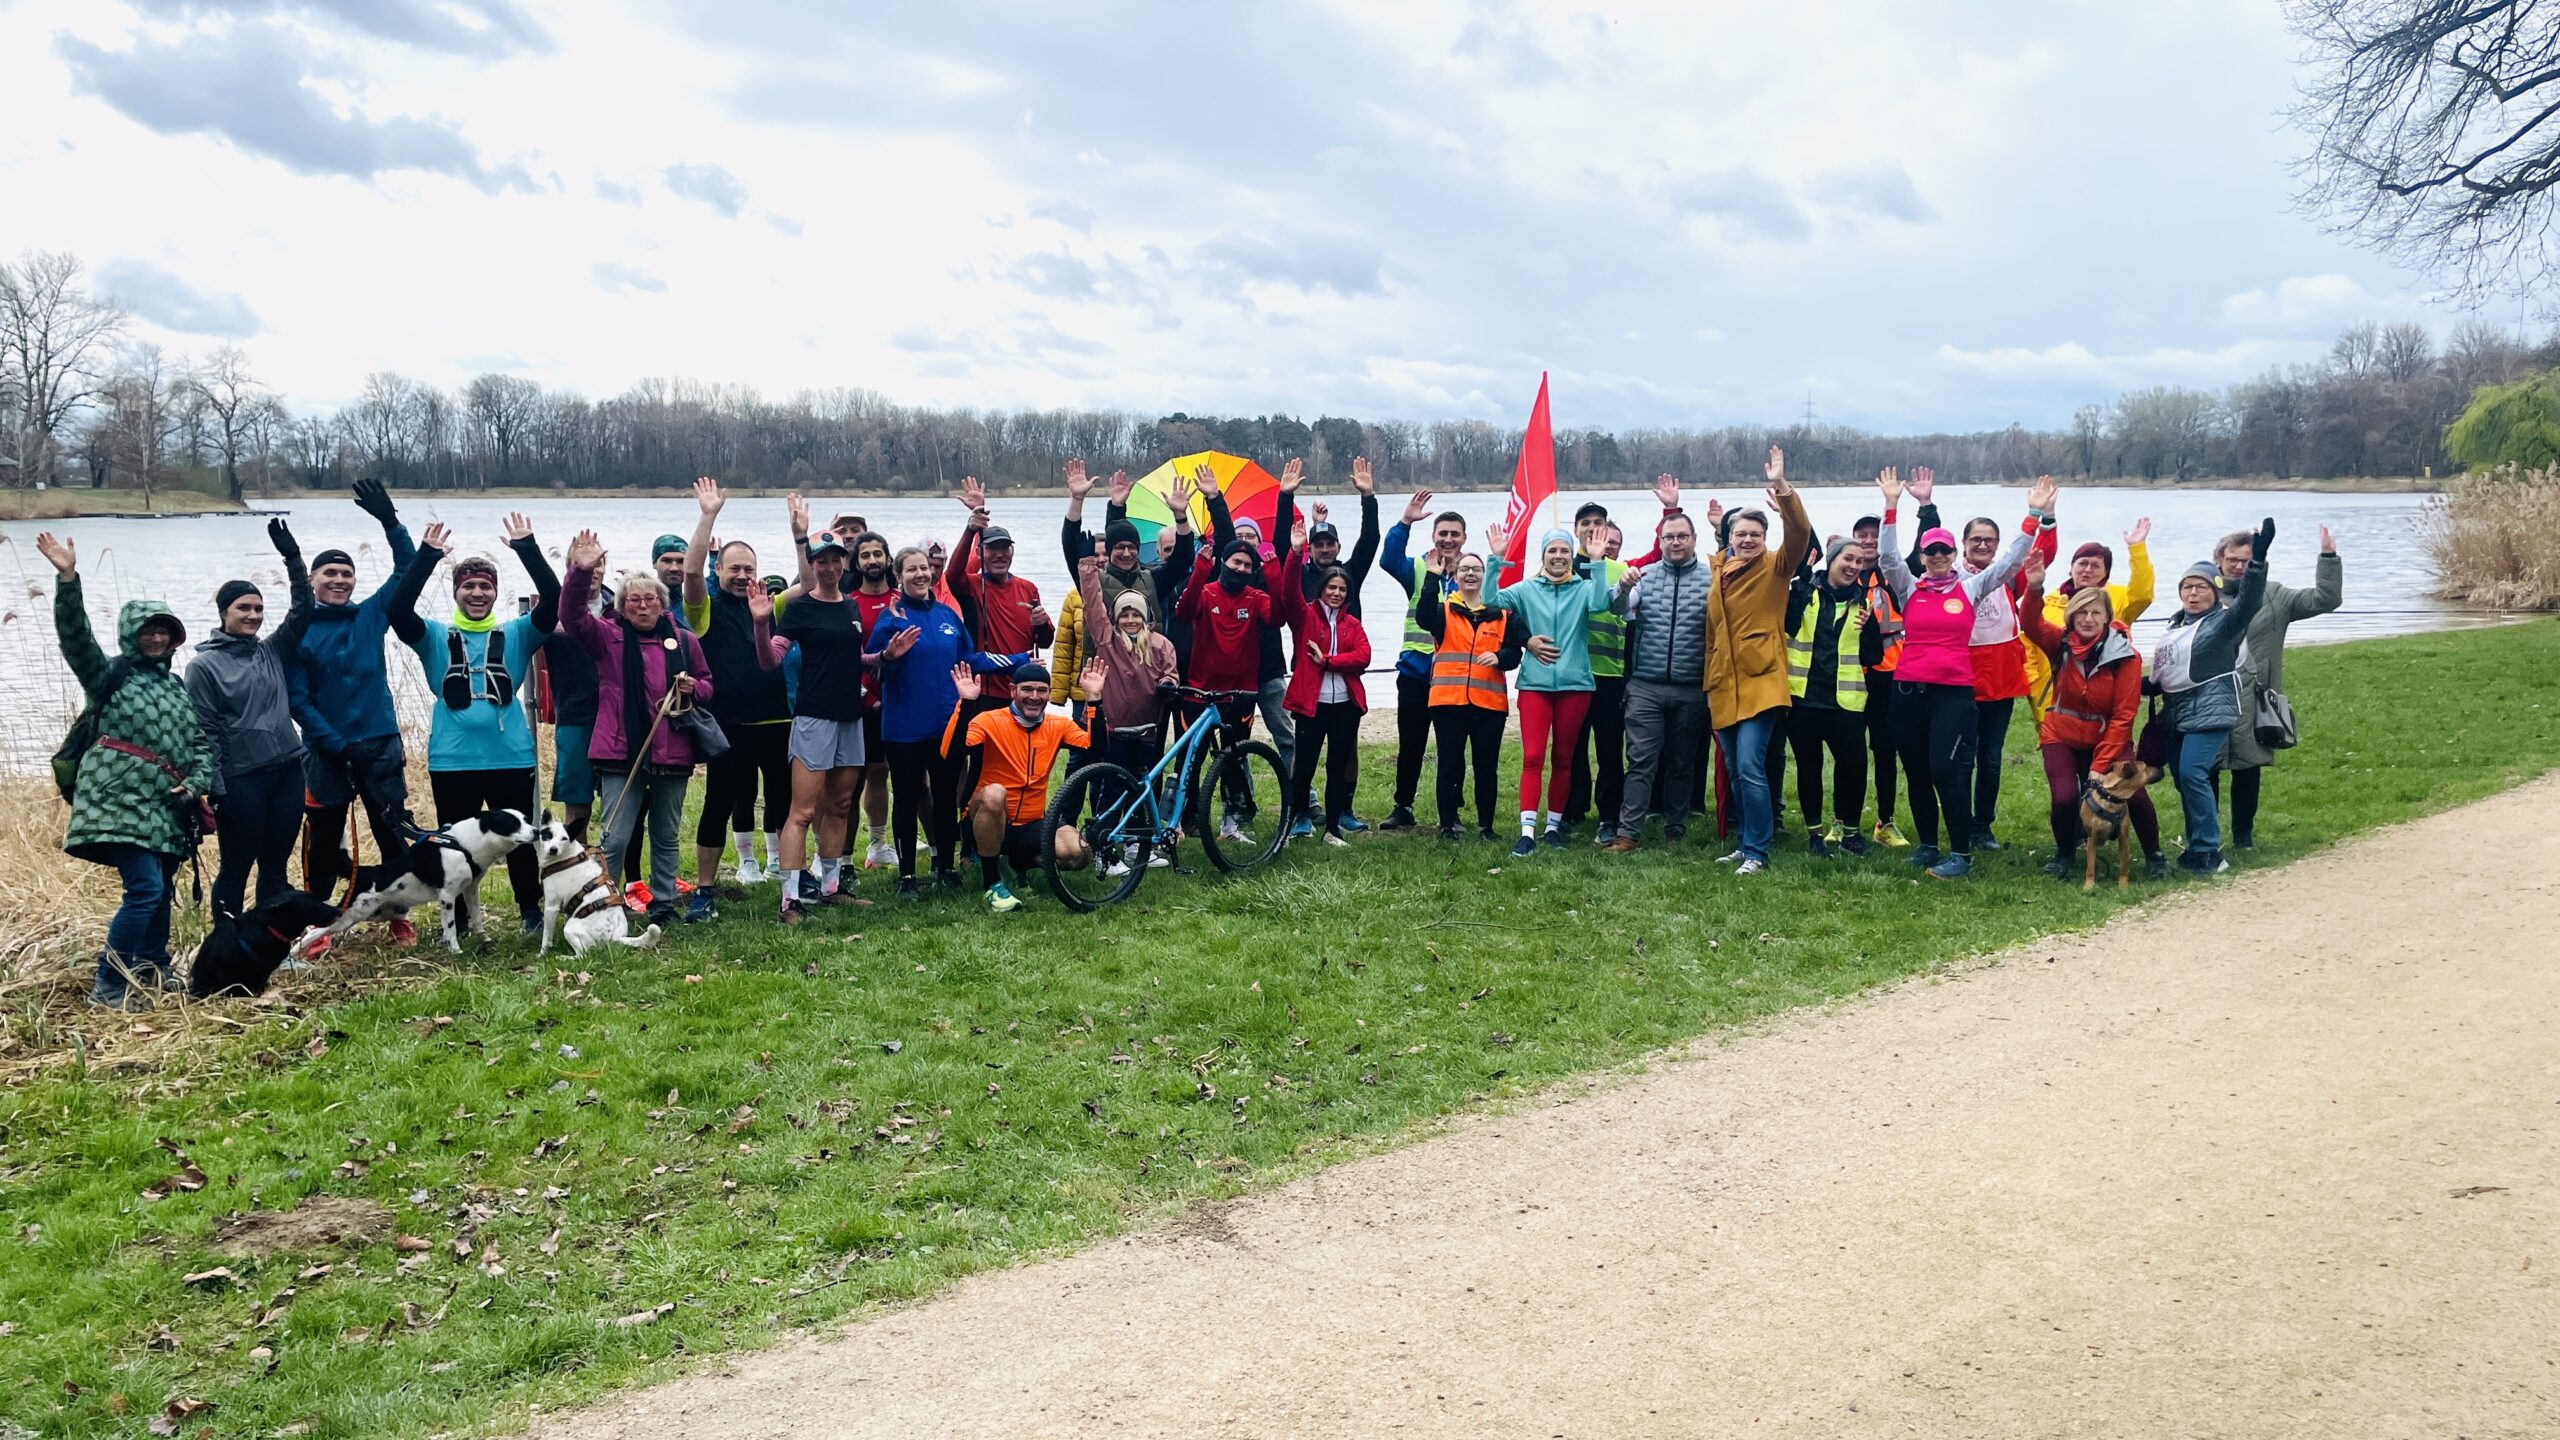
[2080,759,2157,892]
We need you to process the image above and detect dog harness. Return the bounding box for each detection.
[540,848,621,921]
[2079,779,2130,828]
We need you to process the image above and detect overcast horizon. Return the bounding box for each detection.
[3,0,2526,434]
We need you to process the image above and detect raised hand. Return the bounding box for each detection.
[1278,457,1304,494]
[1191,460,1221,495]
[1291,512,1310,550]
[1909,466,1935,504]
[1653,472,1680,511]
[958,474,987,512]
[2027,475,2058,512]
[1350,456,1375,496]
[1108,467,1134,507]
[2252,516,2276,560]
[1763,445,1786,487]
[1311,500,1330,527]
[266,517,299,558]
[421,521,453,551]
[1081,658,1107,697]
[2126,516,2151,547]
[351,476,399,525]
[33,532,75,578]
[1485,522,1509,557]
[1876,466,1902,505]
[1704,498,1725,530]
[693,475,723,516]
[1402,489,1434,526]
[887,625,921,659]
[747,584,773,624]
[1169,470,1196,520]
[2021,553,2047,590]
[2319,523,2336,554]
[951,663,982,703]
[501,511,534,543]
[566,529,604,569]
[1064,460,1092,500]
[785,493,810,539]
[1077,553,1102,582]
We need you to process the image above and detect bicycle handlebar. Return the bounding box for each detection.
[1176,686,1255,704]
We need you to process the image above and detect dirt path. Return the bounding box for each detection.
[539,776,2560,1440]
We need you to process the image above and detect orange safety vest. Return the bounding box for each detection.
[1428,604,1510,713]
[1862,570,1906,672]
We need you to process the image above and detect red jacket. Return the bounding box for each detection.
[1179,548,1303,695]
[1276,590,1371,717]
[1968,515,2058,701]
[946,527,1054,700]
[2018,584,2141,771]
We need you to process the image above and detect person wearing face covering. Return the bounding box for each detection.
[386,514,561,934]
[1871,469,2049,879]
[34,532,213,1010]
[186,519,313,918]
[942,661,1094,913]
[2152,521,2272,875]
[1485,520,1619,857]
[1177,509,1305,840]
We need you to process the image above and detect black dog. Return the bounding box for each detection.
[188,891,342,999]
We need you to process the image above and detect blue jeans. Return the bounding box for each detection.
[2172,728,2224,854]
[1718,712,1781,863]
[97,844,179,994]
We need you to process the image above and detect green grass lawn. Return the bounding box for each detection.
[5,620,2557,1440]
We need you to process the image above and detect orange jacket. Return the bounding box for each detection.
[2018,584,2142,771]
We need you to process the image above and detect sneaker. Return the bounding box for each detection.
[1477,826,1501,844]
[779,899,810,926]
[1735,857,1766,875]
[1146,852,1171,869]
[1600,837,1639,855]
[896,878,922,903]
[1288,814,1316,841]
[387,918,418,948]
[1104,854,1132,878]
[1872,819,1911,849]
[1437,824,1462,842]
[1663,823,1688,842]
[1906,844,1942,868]
[88,983,147,1012]
[647,902,679,931]
[1378,806,1418,832]
[1713,849,1745,866]
[985,883,1022,913]
[1338,813,1370,834]
[1218,815,1247,843]
[1322,831,1349,849]
[2233,831,2255,851]
[1971,829,2002,853]
[1541,827,1567,850]
[1508,836,1538,858]
[1928,853,1974,879]
[1838,831,1870,857]
[1593,822,1620,846]
[734,859,766,886]
[519,910,543,937]
[2189,848,2231,875]
[821,885,864,907]
[1807,832,1831,858]
[2041,849,2077,880]
[685,890,717,924]
[864,840,896,869]
[2145,854,2170,880]
[931,867,964,890]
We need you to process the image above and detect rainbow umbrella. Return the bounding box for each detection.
[1123,451,1281,549]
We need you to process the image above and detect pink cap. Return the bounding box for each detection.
[1918,526,1957,551]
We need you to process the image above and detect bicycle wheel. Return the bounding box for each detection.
[1041,761,1151,912]
[1198,740,1288,873]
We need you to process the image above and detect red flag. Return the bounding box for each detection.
[1497,373,1557,587]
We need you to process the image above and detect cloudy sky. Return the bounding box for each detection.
[0,0,2492,433]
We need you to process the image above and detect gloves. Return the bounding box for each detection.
[352,476,399,527]
[2251,517,2275,563]
[267,517,299,558]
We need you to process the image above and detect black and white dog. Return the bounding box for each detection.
[189,890,342,998]
[530,815,662,956]
[320,809,535,953]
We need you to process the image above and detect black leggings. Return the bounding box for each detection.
[697,720,789,846]
[1786,704,1867,830]
[1432,705,1505,832]
[1972,696,2016,836]
[1864,672,1898,822]
[428,767,540,913]
[1567,673,1627,826]
[1893,680,1978,852]
[1391,672,1432,809]
[2220,765,2263,843]
[885,738,968,880]
[1287,700,1362,830]
[211,759,304,917]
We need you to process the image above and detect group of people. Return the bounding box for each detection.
[39,450,2342,1006]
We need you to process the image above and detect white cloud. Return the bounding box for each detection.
[2217,273,2396,330]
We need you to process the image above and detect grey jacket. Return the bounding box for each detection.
[1621,557,1708,686]
[185,562,313,790]
[2157,560,2265,734]
[2223,551,2343,768]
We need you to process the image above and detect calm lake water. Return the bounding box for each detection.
[0,485,2479,767]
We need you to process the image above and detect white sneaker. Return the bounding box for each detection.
[1218,816,1246,842]
[1321,832,1349,848]
[1714,849,1746,865]
[1146,852,1171,869]
[1734,858,1766,875]
[864,840,895,869]
[1104,858,1131,878]
[734,859,766,885]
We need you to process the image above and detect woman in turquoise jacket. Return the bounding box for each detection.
[1485,524,1618,857]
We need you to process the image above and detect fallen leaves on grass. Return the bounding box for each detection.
[610,1302,675,1328]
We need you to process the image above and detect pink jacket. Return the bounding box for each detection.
[563,562,717,769]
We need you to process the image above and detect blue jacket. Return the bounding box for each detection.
[285,524,416,753]
[865,598,1023,744]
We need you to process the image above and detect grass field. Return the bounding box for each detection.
[3,619,2556,1440]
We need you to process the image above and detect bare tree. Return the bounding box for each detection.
[2289,0,2560,304]
[465,372,541,483]
[2376,319,2437,378]
[0,251,127,486]
[97,342,184,507]
[185,344,268,504]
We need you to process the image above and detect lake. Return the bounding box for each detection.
[0,484,2481,769]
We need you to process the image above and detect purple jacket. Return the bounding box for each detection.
[563,563,716,769]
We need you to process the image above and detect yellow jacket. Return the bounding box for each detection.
[1053,588,1091,702]
[2022,541,2151,722]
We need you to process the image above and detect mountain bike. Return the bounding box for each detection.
[1039,687,1288,911]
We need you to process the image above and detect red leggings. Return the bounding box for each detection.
[2040,742,2161,857]
[1517,690,1593,817]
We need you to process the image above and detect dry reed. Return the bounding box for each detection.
[2425,466,2560,609]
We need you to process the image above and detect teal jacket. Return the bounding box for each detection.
[1485,567,1616,693]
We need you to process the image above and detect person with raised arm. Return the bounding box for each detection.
[869,544,1033,900]
[1073,551,1180,874]
[2213,522,2343,850]
[2022,516,2154,728]
[1483,516,1617,858]
[1699,446,1815,875]
[943,473,1056,725]
[2154,521,2273,875]
[769,496,870,922]
[1873,469,2050,878]
[1783,528,1882,859]
[942,662,1094,913]
[1563,497,1632,844]
[1175,457,1305,840]
[186,518,314,918]
[681,477,795,895]
[2017,550,2161,880]
[1273,506,1375,846]
[1376,484,1471,830]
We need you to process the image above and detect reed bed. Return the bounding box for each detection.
[2426,466,2560,609]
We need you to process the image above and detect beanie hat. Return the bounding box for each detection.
[1822,535,1858,569]
[1104,519,1141,551]
[1113,588,1151,620]
[1010,661,1052,687]
[311,548,354,572]
[1539,526,1575,554]
[1219,538,1259,567]
[651,534,688,560]
[215,579,262,614]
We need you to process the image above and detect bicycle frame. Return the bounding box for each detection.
[1078,691,1245,852]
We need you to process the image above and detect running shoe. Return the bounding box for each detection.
[778,898,810,926]
[1713,849,1745,865]
[932,867,964,890]
[685,890,717,924]
[864,840,896,869]
[1219,815,1247,843]
[2145,854,2170,880]
[1438,824,1462,842]
[1508,836,1538,858]
[1541,827,1567,850]
[1807,831,1831,858]
[1378,806,1417,832]
[2041,850,2076,880]
[896,878,921,903]
[1970,828,2003,853]
[1104,853,1132,878]
[519,910,543,937]
[1477,827,1501,844]
[1927,853,1973,880]
[1837,831,1870,857]
[985,883,1022,913]
[1872,819,1911,849]
[1322,831,1349,848]
[646,901,679,931]
[387,918,417,948]
[734,859,765,886]
[1146,852,1171,869]
[1593,822,1620,846]
[1288,813,1317,840]
[1338,813,1370,833]
[1735,858,1766,875]
[1906,844,1942,868]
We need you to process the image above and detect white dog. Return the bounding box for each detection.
[321,809,535,953]
[531,816,662,957]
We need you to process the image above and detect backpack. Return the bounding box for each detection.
[52,659,136,803]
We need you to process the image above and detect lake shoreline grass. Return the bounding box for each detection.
[2,619,2555,1439]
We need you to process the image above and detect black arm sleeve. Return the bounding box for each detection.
[1414,575,1446,641]
[1496,612,1528,672]
[1904,503,1939,578]
[512,536,561,633]
[1348,493,1381,587]
[1062,515,1093,571]
[386,543,443,645]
